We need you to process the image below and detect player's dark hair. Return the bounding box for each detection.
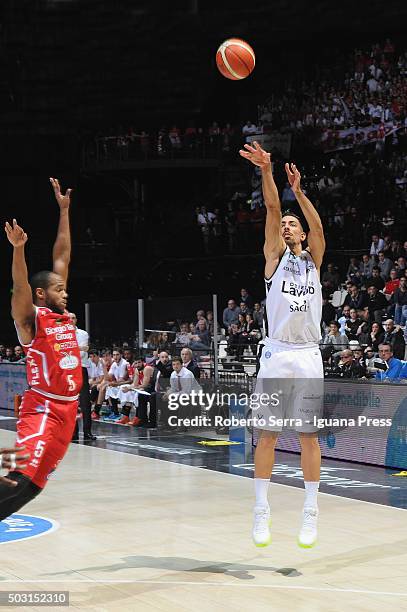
[134,355,143,361]
[329,320,339,328]
[29,270,54,301]
[172,356,182,364]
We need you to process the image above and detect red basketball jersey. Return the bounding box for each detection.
[17,307,83,401]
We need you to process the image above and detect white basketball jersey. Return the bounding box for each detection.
[265,246,322,344]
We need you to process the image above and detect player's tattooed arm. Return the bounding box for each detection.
[285,163,325,270]
[239,141,285,277]
[5,219,35,343]
[50,177,72,285]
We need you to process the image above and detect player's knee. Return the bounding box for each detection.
[257,432,279,449]
[299,433,320,449]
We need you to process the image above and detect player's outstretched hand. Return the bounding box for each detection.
[239,141,270,168]
[50,177,72,209]
[0,446,30,486]
[285,162,302,193]
[4,219,28,248]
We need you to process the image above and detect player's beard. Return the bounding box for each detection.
[45,297,65,315]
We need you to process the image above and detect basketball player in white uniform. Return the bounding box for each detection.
[240,141,325,549]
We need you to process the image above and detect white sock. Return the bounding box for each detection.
[254,478,270,508]
[304,481,319,509]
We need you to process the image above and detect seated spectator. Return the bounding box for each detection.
[117,356,146,424]
[13,346,25,363]
[370,234,385,257]
[343,284,368,310]
[189,320,211,351]
[393,277,407,326]
[365,267,385,291]
[88,350,104,409]
[154,351,173,392]
[375,343,407,381]
[344,308,362,341]
[180,347,201,379]
[338,305,351,334]
[333,349,366,379]
[3,347,15,362]
[396,256,406,279]
[353,347,367,374]
[240,288,254,310]
[346,257,360,282]
[253,302,264,330]
[97,349,129,419]
[321,263,340,293]
[157,332,172,354]
[384,269,400,296]
[364,346,378,375]
[242,120,258,140]
[226,323,244,359]
[322,321,349,361]
[239,301,251,317]
[359,254,374,282]
[377,251,393,280]
[175,323,192,347]
[368,322,385,352]
[385,240,402,261]
[383,319,405,359]
[223,299,240,331]
[366,285,388,322]
[168,356,201,395]
[206,310,220,336]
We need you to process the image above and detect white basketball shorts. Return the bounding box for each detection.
[254,339,324,433]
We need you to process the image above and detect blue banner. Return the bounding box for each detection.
[0,364,27,411]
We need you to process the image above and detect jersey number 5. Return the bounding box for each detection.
[67,374,77,392]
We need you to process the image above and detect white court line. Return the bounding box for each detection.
[0,579,405,597]
[0,428,406,512]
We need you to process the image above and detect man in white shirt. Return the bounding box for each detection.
[98,349,129,420]
[69,313,96,441]
[370,234,385,256]
[87,350,104,406]
[166,357,201,432]
[169,357,200,395]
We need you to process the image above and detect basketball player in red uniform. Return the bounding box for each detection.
[1,178,82,520]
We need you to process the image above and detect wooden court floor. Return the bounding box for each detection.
[0,430,406,612]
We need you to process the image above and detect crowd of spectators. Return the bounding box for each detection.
[0,344,25,364]
[259,39,407,136]
[320,243,407,380]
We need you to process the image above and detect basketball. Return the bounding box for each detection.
[216,38,255,80]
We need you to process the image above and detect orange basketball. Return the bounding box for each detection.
[216,38,255,80]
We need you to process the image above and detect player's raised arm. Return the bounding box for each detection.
[285,163,325,270]
[5,219,35,345]
[50,177,72,285]
[239,141,285,278]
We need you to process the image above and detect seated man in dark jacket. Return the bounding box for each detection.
[343,284,368,310]
[382,319,406,359]
[333,349,366,379]
[366,286,388,323]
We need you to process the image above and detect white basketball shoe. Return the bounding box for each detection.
[298,507,318,548]
[252,505,271,547]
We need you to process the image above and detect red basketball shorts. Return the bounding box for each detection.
[14,389,78,488]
